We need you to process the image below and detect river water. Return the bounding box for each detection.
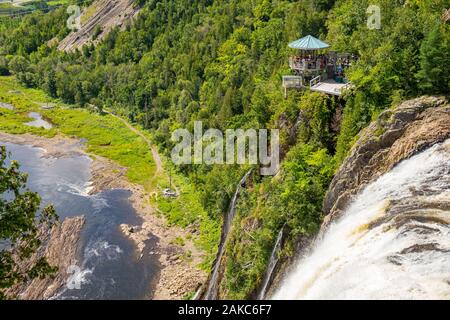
[2,142,159,300]
[273,140,450,300]
[25,112,53,130]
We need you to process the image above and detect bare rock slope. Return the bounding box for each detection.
[267,96,450,298]
[58,0,140,52]
[6,216,86,300]
[323,96,450,224]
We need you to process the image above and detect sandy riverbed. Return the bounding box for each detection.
[0,132,206,299]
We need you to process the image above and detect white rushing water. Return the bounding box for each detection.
[204,170,252,300]
[273,140,450,300]
[258,226,284,300]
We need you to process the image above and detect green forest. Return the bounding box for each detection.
[0,0,449,299]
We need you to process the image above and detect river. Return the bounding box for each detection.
[2,142,159,300]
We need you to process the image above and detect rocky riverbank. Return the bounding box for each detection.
[0,132,206,299]
[5,216,86,299]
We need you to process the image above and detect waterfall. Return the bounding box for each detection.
[191,286,203,300]
[273,139,450,300]
[203,170,252,300]
[257,226,285,300]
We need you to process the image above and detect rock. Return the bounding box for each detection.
[5,216,86,300]
[120,223,149,254]
[323,96,450,225]
[58,0,141,52]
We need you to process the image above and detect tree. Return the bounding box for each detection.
[42,69,57,98]
[417,23,450,94]
[8,56,34,87]
[0,56,9,76]
[218,87,234,126]
[0,146,58,299]
[7,56,29,74]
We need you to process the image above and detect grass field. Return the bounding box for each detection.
[0,76,156,185]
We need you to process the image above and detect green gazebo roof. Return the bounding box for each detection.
[288,35,330,50]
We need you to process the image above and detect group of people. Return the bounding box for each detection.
[290,54,329,70]
[332,54,358,82]
[289,52,357,83]
[331,55,355,68]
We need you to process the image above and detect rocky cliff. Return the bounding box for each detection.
[267,96,450,298]
[270,96,450,299]
[58,0,140,52]
[6,216,85,300]
[323,96,450,225]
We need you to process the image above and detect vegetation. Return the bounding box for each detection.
[0,1,70,17]
[0,76,219,276]
[0,145,58,299]
[0,0,448,298]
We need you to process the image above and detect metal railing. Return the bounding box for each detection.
[310,75,321,87]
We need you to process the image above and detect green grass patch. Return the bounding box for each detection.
[170,236,185,246]
[45,0,70,6]
[0,76,156,185]
[152,157,220,271]
[0,78,57,137]
[49,108,156,186]
[0,3,23,14]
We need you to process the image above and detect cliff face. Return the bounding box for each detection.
[323,96,450,225]
[6,216,85,300]
[58,0,140,52]
[270,96,450,299]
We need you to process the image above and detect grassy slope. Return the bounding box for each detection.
[0,75,219,270]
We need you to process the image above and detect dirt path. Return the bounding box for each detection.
[0,131,205,299]
[105,111,163,174]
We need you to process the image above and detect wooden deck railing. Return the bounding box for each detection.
[310,75,321,87]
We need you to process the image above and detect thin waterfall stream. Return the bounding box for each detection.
[203,170,252,300]
[257,226,285,300]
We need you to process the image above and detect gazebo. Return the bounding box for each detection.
[283,35,353,97]
[288,35,330,75]
[288,35,330,50]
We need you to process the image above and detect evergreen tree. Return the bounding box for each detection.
[417,23,450,94]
